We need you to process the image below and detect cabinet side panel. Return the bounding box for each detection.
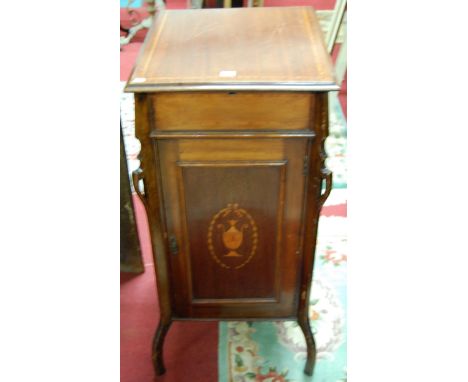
[134,94,173,319]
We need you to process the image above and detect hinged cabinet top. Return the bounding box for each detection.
[125,7,338,93]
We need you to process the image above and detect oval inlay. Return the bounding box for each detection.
[207,203,258,269]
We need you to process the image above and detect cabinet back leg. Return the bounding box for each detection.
[298,315,317,376]
[152,319,172,375]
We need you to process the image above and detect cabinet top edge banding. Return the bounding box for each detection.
[125,82,339,93]
[150,130,316,139]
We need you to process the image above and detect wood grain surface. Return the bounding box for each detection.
[152,92,314,130]
[125,7,338,92]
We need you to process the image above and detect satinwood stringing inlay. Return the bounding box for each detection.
[207,203,258,270]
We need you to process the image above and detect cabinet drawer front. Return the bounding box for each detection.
[157,138,309,319]
[152,92,314,131]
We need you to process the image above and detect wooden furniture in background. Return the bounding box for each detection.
[125,6,337,377]
[120,123,144,273]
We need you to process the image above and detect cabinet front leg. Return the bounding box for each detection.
[298,314,316,376]
[152,319,172,375]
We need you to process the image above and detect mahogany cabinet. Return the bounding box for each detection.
[125,6,338,377]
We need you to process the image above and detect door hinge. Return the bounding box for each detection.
[303,155,309,176]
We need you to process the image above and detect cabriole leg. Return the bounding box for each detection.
[152,319,172,375]
[298,314,317,376]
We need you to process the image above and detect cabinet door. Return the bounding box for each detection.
[157,138,309,319]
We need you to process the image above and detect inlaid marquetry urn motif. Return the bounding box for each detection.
[208,203,258,269]
[221,219,247,257]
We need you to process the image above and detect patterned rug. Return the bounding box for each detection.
[120,83,347,382]
[218,213,347,382]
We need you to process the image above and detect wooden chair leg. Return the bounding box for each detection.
[152,319,172,375]
[298,315,317,376]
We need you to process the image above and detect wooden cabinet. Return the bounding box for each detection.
[120,123,144,273]
[125,6,337,377]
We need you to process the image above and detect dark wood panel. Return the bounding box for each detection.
[179,163,286,301]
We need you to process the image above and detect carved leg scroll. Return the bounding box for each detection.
[298,314,317,376]
[152,319,172,375]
